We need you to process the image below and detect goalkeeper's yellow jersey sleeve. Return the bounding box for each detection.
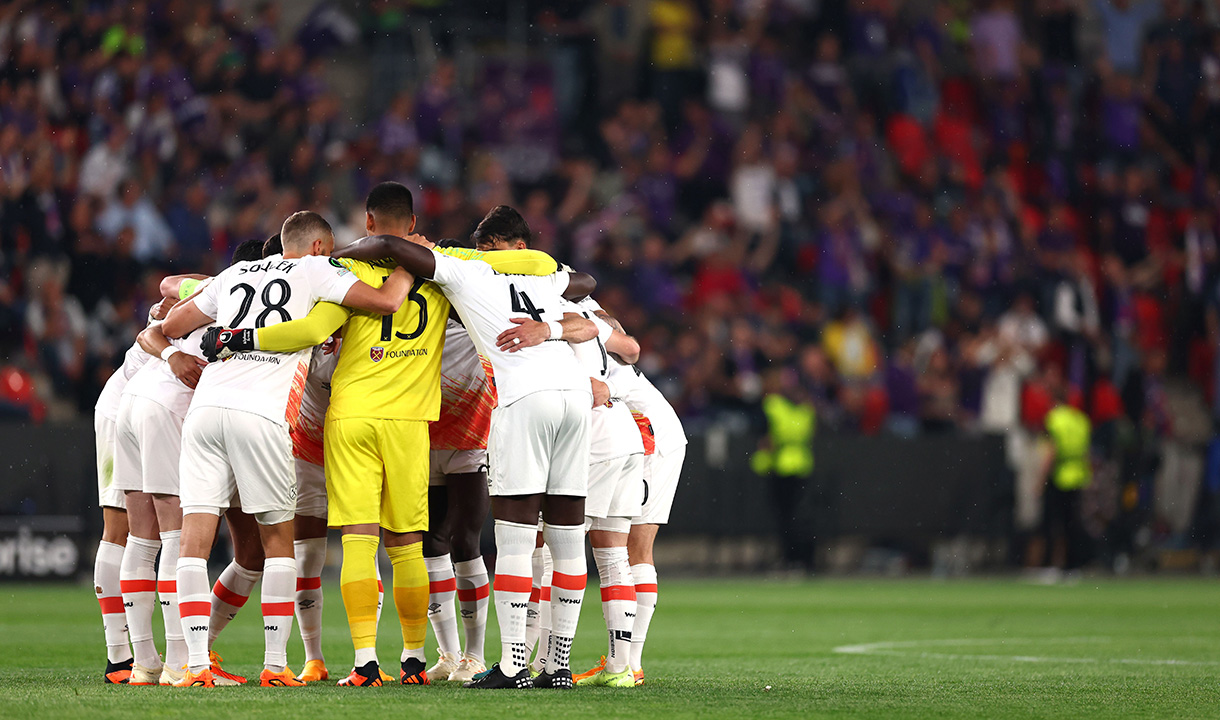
[435,246,558,275]
[256,301,350,353]
[327,258,451,421]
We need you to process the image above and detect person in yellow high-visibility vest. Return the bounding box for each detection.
[1039,386,1092,572]
[751,370,816,572]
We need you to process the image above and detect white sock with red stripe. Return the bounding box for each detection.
[542,524,586,673]
[425,554,461,657]
[629,563,657,671]
[294,538,326,663]
[525,547,544,657]
[176,556,212,673]
[94,540,132,664]
[120,534,161,670]
[262,557,297,672]
[158,530,186,671]
[492,520,535,675]
[529,547,553,673]
[454,556,489,662]
[209,560,261,649]
[592,546,636,674]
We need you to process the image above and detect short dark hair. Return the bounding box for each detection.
[262,233,283,258]
[280,210,333,252]
[231,238,265,264]
[471,205,531,247]
[438,237,475,250]
[366,182,415,225]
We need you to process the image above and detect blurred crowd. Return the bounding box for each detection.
[4,0,1220,543]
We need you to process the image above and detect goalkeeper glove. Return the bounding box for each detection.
[201,327,255,362]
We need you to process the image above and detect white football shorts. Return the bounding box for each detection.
[429,448,488,486]
[180,407,295,525]
[585,452,644,520]
[487,390,590,498]
[113,394,184,496]
[294,457,327,520]
[634,445,686,525]
[94,414,125,509]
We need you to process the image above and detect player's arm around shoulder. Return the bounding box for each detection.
[333,233,439,279]
[495,311,597,353]
[339,262,412,315]
[137,323,208,388]
[447,247,558,276]
[255,301,352,353]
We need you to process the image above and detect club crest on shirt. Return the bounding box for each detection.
[370,347,384,362]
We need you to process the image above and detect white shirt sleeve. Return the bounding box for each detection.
[305,256,361,304]
[192,270,223,320]
[544,271,571,296]
[429,249,475,291]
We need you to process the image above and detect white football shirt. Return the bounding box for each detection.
[95,341,154,422]
[288,345,337,466]
[188,254,359,424]
[611,362,687,456]
[563,299,644,463]
[576,297,687,455]
[431,319,496,451]
[122,324,211,418]
[429,251,590,407]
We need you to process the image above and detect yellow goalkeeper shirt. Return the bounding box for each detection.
[327,256,449,421]
[256,247,560,422]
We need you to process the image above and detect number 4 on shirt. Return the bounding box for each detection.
[509,283,545,321]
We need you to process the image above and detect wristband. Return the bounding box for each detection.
[604,377,619,399]
[160,346,181,362]
[545,321,564,340]
[595,317,614,345]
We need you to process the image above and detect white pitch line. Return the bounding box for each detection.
[832,638,1220,667]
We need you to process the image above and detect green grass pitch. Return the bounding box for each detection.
[2,577,1219,718]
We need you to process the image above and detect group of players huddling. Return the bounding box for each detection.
[90,182,687,690]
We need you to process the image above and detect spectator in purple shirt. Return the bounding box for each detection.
[817,202,870,314]
[886,339,921,436]
[891,201,940,340]
[971,0,1021,81]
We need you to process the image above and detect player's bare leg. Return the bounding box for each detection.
[120,491,162,684]
[293,514,329,681]
[626,522,660,684]
[422,487,461,681]
[151,494,186,684]
[427,472,490,682]
[96,507,133,683]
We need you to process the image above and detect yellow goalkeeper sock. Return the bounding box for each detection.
[340,533,381,666]
[386,542,428,663]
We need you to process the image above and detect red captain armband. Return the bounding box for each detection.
[633,411,656,456]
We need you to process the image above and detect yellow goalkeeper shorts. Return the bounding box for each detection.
[324,417,429,533]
